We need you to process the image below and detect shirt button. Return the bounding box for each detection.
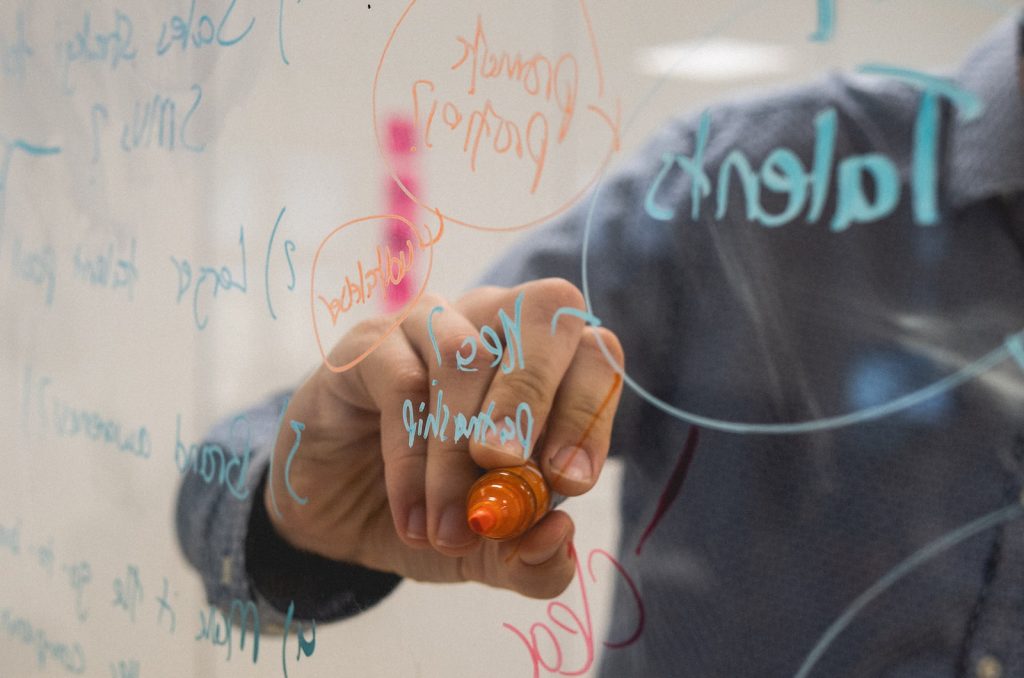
[220,556,233,585]
[975,654,1003,678]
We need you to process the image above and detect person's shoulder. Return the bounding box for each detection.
[663,71,926,162]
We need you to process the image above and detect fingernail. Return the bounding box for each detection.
[551,446,592,484]
[406,504,426,541]
[437,504,474,548]
[520,531,570,566]
[484,427,524,462]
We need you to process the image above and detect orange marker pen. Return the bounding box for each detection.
[466,460,552,540]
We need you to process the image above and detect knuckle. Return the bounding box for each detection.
[388,364,430,396]
[435,331,481,366]
[457,285,503,305]
[529,278,585,314]
[582,326,625,366]
[453,286,502,319]
[384,439,423,467]
[497,368,555,409]
[430,444,471,467]
[347,314,396,348]
[416,291,447,311]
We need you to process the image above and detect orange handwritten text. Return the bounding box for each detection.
[310,212,440,373]
[402,15,577,195]
[503,547,645,677]
[317,240,415,325]
[451,15,579,142]
[412,79,549,194]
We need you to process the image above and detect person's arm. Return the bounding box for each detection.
[176,103,716,623]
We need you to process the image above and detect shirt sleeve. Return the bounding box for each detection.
[175,390,401,629]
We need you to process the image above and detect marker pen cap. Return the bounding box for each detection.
[466,460,551,540]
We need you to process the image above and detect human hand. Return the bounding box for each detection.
[264,278,623,599]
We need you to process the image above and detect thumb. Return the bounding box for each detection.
[482,511,577,599]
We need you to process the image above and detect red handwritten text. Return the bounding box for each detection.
[503,547,645,677]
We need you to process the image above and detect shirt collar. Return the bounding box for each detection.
[945,12,1024,209]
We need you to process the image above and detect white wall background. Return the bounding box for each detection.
[0,1,1014,676]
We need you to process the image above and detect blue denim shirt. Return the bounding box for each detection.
[178,15,1024,676]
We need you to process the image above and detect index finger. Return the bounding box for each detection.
[459,280,624,495]
[459,278,588,469]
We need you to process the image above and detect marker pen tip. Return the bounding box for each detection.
[468,507,498,535]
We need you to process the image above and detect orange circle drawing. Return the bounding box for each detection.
[310,213,436,373]
[372,0,620,232]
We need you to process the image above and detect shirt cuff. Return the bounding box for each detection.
[245,469,403,622]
